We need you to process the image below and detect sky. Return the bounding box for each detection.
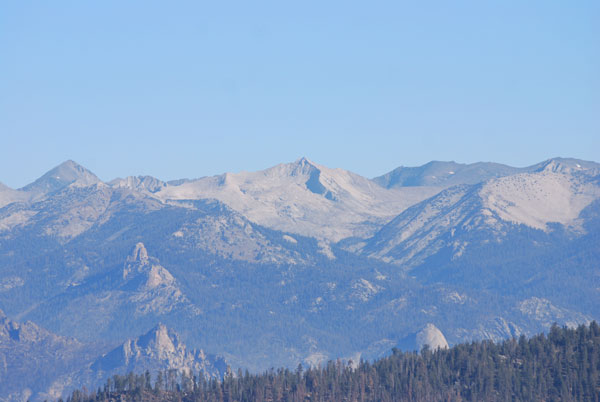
[1,1,598,188]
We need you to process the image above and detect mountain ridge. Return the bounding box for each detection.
[0,156,598,400]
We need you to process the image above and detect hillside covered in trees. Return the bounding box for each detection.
[66,322,600,401]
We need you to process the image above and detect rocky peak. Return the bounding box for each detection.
[21,160,101,196]
[286,158,337,199]
[397,323,449,352]
[123,243,150,280]
[416,324,449,351]
[128,242,149,265]
[91,324,227,379]
[290,157,320,177]
[109,175,167,193]
[122,243,177,291]
[136,323,180,356]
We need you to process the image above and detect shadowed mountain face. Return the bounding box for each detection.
[0,157,599,400]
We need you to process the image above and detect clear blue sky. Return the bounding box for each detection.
[1,1,598,188]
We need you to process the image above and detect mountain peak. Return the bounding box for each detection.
[128,242,149,265]
[136,323,180,353]
[416,324,449,351]
[289,157,319,176]
[109,175,167,193]
[21,160,100,195]
[531,157,600,174]
[121,243,180,297]
[374,160,520,188]
[396,323,449,352]
[91,323,226,379]
[295,156,313,165]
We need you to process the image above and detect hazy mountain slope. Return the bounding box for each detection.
[359,160,600,336]
[480,160,600,231]
[372,157,600,190]
[20,160,101,199]
[153,157,439,241]
[362,159,600,267]
[22,243,199,342]
[0,183,29,209]
[0,310,95,402]
[373,161,521,188]
[0,160,101,210]
[0,184,166,317]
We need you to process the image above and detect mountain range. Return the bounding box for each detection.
[0,156,598,401]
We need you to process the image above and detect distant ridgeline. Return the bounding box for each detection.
[67,322,600,402]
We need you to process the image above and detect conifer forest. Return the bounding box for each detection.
[65,322,600,402]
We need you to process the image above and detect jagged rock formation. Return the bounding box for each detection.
[23,243,198,342]
[89,324,226,379]
[396,323,449,352]
[0,312,226,402]
[109,175,167,194]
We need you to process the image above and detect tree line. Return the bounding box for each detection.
[64,322,600,401]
